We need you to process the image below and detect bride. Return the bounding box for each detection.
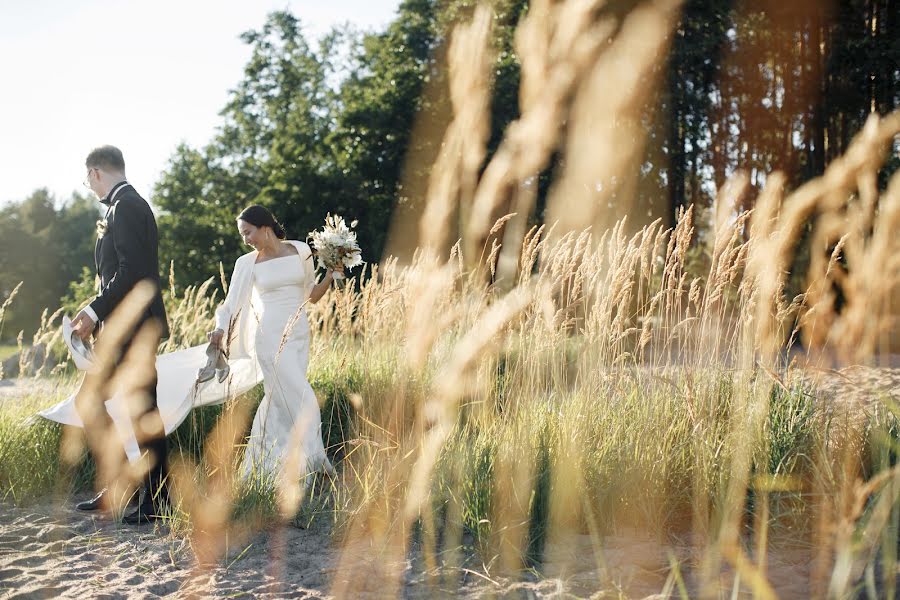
[40,205,339,484]
[211,205,338,481]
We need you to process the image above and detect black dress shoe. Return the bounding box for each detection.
[75,488,107,512]
[122,501,164,525]
[122,489,170,525]
[76,487,141,513]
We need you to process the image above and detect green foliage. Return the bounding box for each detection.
[148,0,897,296]
[0,344,17,361]
[0,190,99,339]
[0,383,95,503]
[327,0,440,260]
[310,367,359,462]
[151,5,445,291]
[59,266,98,318]
[152,7,341,289]
[1,0,896,349]
[765,383,818,478]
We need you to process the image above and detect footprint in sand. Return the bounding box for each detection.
[7,556,45,569]
[0,535,27,544]
[13,515,53,528]
[6,526,59,552]
[6,585,71,599]
[34,541,66,556]
[75,552,100,562]
[34,524,77,543]
[146,581,179,596]
[60,565,99,577]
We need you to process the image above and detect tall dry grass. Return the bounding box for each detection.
[1,0,899,597]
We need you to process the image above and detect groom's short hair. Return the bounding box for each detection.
[85,145,125,173]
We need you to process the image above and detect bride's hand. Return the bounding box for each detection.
[208,328,224,348]
[331,264,345,280]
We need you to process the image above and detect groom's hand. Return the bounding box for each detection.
[72,311,96,340]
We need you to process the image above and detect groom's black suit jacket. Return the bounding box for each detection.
[89,182,169,340]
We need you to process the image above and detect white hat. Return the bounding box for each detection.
[62,315,96,370]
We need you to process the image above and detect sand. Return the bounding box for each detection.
[0,496,823,599]
[2,366,898,598]
[0,499,334,599]
[0,497,552,599]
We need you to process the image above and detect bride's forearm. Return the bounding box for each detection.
[308,272,334,304]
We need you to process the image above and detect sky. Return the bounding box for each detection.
[0,0,402,206]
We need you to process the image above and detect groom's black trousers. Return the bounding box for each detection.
[76,318,168,501]
[118,322,168,501]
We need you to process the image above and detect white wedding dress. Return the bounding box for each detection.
[239,252,333,481]
[38,240,333,484]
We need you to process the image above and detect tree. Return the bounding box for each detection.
[329,0,441,261]
[148,1,898,289]
[0,189,98,338]
[154,11,337,287]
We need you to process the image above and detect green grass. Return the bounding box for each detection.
[2,336,900,599]
[0,344,367,507]
[0,379,87,503]
[0,350,888,532]
[0,343,17,363]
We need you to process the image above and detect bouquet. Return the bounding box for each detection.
[307,214,363,280]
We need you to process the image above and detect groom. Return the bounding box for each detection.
[71,145,170,525]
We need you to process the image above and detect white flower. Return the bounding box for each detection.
[96,218,108,239]
[307,214,364,272]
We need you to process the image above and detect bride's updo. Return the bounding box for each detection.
[237,205,286,239]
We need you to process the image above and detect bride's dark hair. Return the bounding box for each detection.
[237,205,286,240]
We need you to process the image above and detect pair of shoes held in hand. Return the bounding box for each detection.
[196,342,230,384]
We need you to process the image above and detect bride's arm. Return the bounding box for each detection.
[209,256,245,347]
[308,266,342,304]
[298,241,340,305]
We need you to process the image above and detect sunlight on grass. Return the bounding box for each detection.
[1,1,899,596]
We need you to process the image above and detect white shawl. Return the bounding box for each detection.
[38,240,315,463]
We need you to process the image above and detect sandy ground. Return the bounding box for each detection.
[0,499,332,599]
[2,366,899,598]
[0,495,577,599]
[0,497,428,600]
[0,496,824,599]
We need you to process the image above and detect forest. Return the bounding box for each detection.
[1,0,896,337]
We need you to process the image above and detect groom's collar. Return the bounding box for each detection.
[100,180,130,206]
